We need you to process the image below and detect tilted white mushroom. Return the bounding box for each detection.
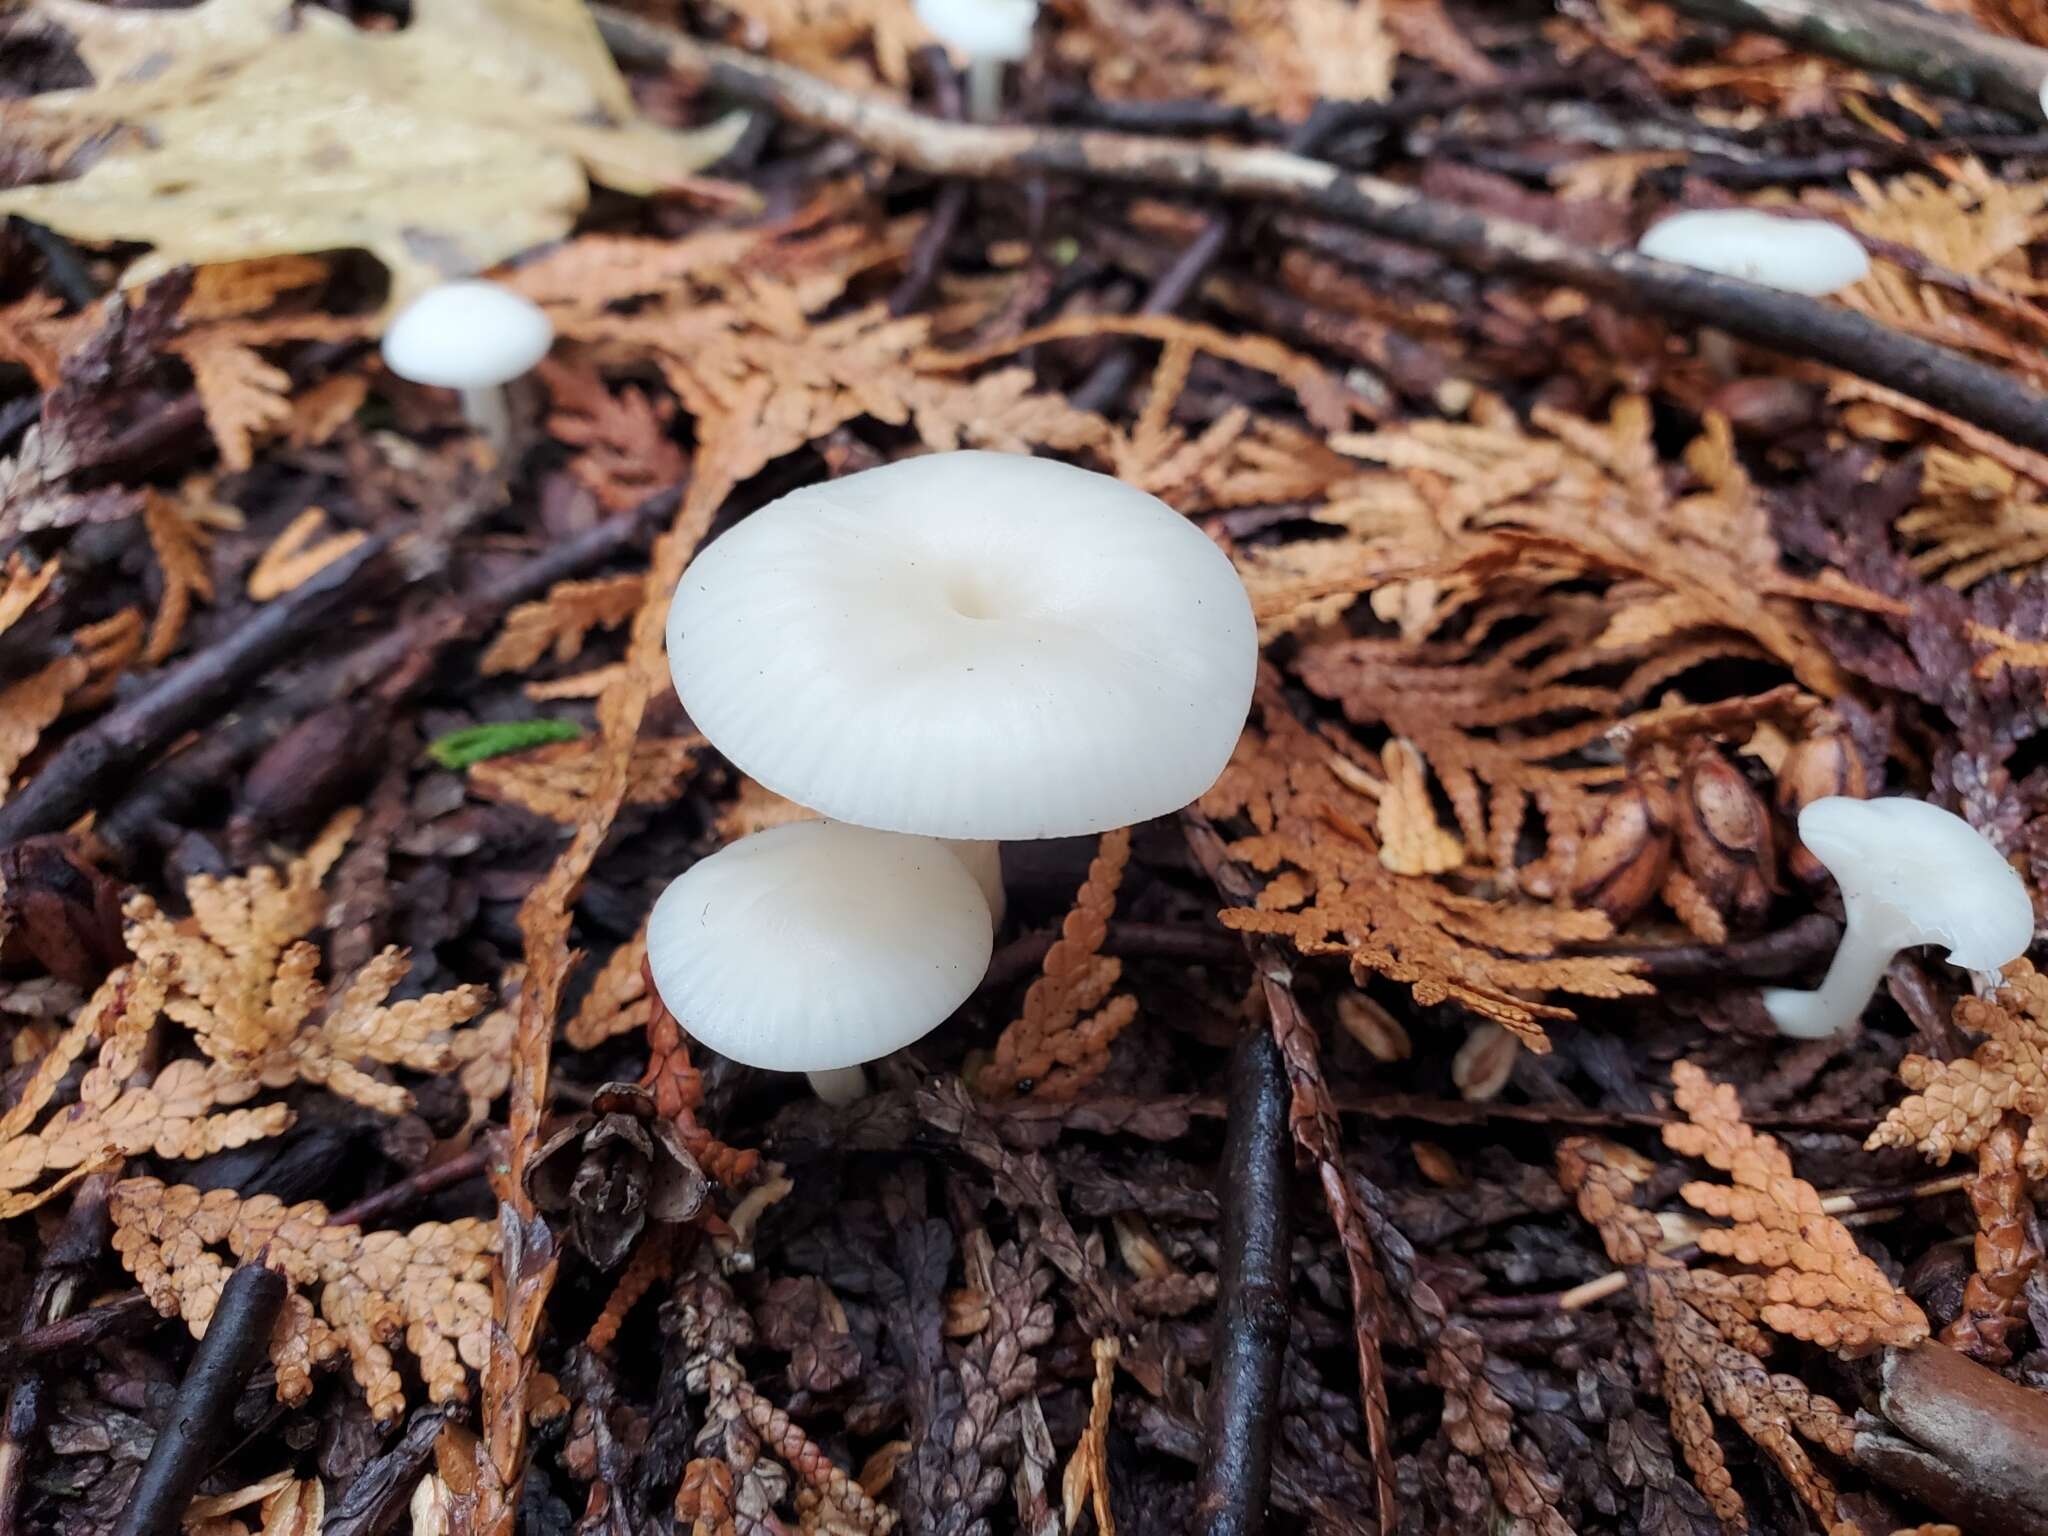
[1762,798,2035,1039]
[1636,209,1870,296]
[645,820,994,1104]
[914,0,1039,121]
[380,280,554,457]
[667,450,1257,872]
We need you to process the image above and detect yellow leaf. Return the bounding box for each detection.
[0,0,750,306]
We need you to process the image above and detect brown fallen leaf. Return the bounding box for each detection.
[0,0,749,304]
[247,508,367,601]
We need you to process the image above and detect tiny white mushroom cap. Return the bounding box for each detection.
[380,280,555,390]
[915,0,1039,60]
[668,451,1258,841]
[1636,209,1870,296]
[646,820,993,1073]
[1763,797,2035,1039]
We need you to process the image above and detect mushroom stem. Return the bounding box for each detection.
[458,385,512,459]
[943,838,1006,929]
[805,1066,870,1105]
[1762,913,1897,1038]
[966,56,1004,122]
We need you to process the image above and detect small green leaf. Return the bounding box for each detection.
[427,719,583,770]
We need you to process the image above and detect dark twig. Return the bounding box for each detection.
[1583,912,1841,980]
[97,492,670,861]
[323,1409,447,1536]
[110,1262,287,1536]
[1194,1028,1293,1536]
[327,1138,497,1230]
[6,218,99,308]
[597,12,2048,455]
[890,49,969,316]
[1667,0,2048,122]
[0,1290,157,1379]
[0,535,392,846]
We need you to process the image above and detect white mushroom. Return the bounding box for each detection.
[667,450,1257,847]
[645,820,993,1103]
[914,0,1039,121]
[380,280,555,458]
[1762,798,2035,1039]
[1636,209,1870,296]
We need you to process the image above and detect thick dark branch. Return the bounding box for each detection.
[1669,0,2048,121]
[0,535,390,846]
[595,11,2048,456]
[110,1262,287,1536]
[1194,1029,1293,1536]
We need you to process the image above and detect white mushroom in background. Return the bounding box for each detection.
[646,820,994,1105]
[914,0,1040,122]
[1636,208,1871,296]
[1762,797,2035,1039]
[380,279,554,458]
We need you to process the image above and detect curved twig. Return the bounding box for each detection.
[594,11,2048,455]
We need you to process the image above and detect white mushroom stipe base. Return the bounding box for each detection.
[645,820,993,1099]
[1636,209,1871,296]
[914,0,1039,120]
[380,280,555,456]
[1763,798,2035,1039]
[668,450,1257,842]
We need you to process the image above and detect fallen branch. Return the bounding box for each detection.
[110,1261,287,1536]
[1668,0,2048,122]
[0,534,391,846]
[1194,1028,1293,1536]
[594,10,2048,455]
[1853,1341,2048,1535]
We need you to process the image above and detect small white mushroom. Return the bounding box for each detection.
[1762,797,2035,1039]
[667,450,1257,847]
[380,280,555,458]
[943,837,1007,929]
[645,820,993,1103]
[1636,209,1871,296]
[914,0,1039,121]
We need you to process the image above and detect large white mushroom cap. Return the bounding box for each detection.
[1636,209,1870,296]
[1764,797,2035,1038]
[646,820,993,1073]
[915,0,1039,61]
[380,280,555,390]
[668,451,1258,840]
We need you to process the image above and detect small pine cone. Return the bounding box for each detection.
[1571,776,1674,927]
[1676,746,1777,930]
[1775,730,1868,883]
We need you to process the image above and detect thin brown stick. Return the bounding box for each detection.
[326,1139,496,1230]
[595,11,2048,455]
[1667,0,2048,121]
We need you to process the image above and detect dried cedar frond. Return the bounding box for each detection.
[481,572,644,676]
[1942,1118,2040,1365]
[123,811,491,1114]
[140,482,219,664]
[1666,1061,1928,1354]
[245,508,367,601]
[1867,957,2048,1177]
[1558,1138,1861,1536]
[467,735,699,821]
[0,653,86,791]
[564,925,653,1050]
[109,1176,497,1421]
[537,362,688,512]
[1207,687,1651,1048]
[979,827,1138,1099]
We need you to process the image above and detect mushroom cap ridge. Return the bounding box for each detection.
[667,451,1258,840]
[645,820,993,1073]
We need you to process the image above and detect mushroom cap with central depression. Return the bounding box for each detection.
[667,451,1258,840]
[646,820,993,1074]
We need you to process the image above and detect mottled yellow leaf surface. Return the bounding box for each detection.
[0,0,748,304]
